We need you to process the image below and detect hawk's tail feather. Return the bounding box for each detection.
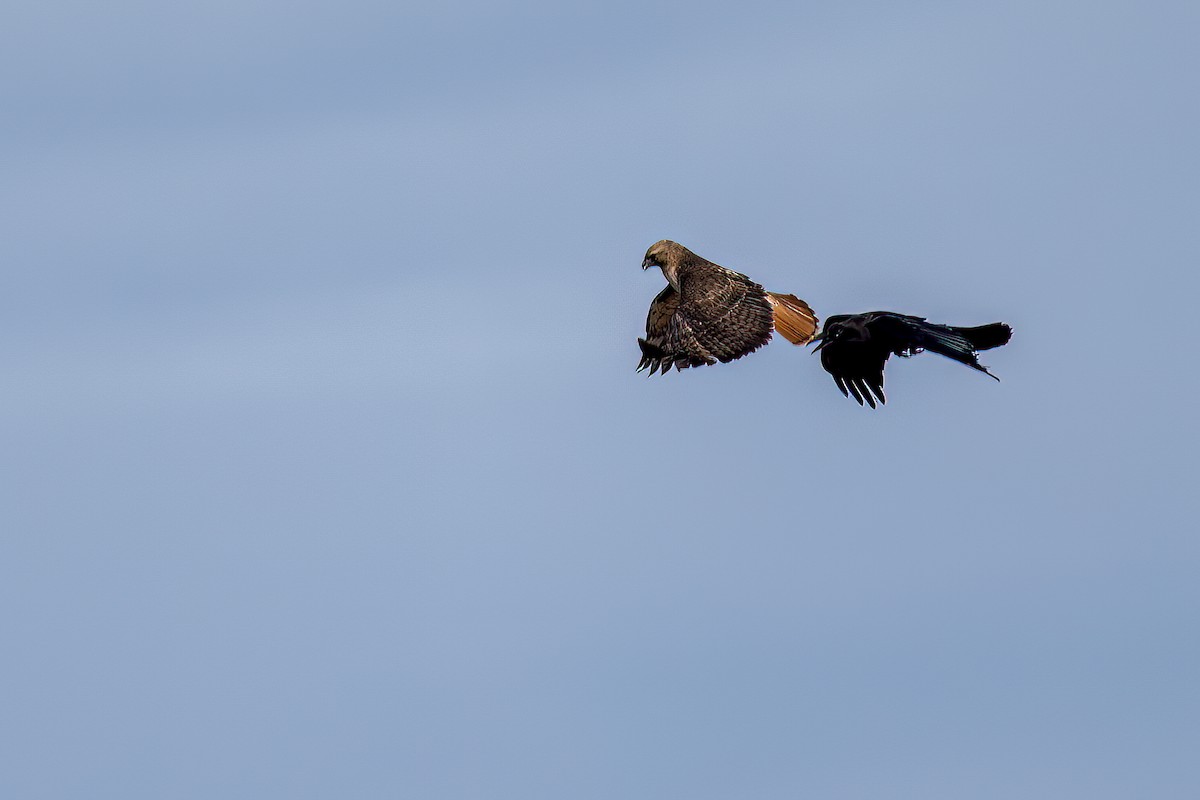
[766,292,819,345]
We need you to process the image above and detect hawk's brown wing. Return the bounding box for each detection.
[637,267,774,374]
[636,285,680,374]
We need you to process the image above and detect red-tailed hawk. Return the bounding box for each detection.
[812,312,1013,407]
[637,240,818,374]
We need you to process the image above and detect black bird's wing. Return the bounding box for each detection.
[816,314,890,408]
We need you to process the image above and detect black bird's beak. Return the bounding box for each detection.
[809,331,827,352]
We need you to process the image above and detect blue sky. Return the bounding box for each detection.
[3,1,1198,797]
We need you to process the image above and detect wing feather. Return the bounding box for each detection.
[815,311,1011,406]
[817,316,890,407]
[637,286,680,373]
[637,266,774,374]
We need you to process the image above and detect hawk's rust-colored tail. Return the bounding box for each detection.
[766,292,819,345]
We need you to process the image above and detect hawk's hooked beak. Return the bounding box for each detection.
[641,258,653,270]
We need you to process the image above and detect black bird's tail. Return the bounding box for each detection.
[956,322,1012,352]
[910,320,1012,380]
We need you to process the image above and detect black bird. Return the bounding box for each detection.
[811,312,1012,407]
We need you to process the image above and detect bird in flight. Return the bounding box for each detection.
[811,312,1012,408]
[637,240,818,375]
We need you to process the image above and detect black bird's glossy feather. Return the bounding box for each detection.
[813,312,1011,407]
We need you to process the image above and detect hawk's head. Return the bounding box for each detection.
[642,240,685,270]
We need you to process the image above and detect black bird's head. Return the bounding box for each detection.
[810,315,864,352]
